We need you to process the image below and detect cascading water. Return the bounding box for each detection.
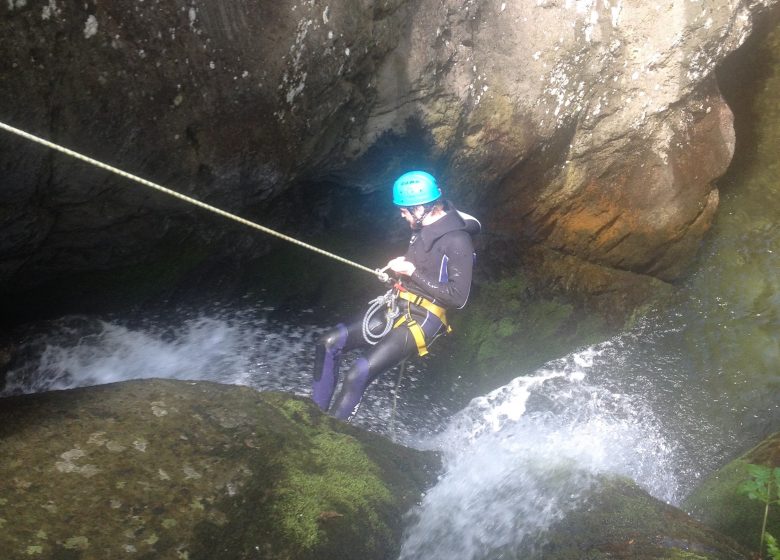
[2,129,777,551]
[0,307,457,437]
[399,347,681,560]
[1,311,312,396]
[2,299,749,559]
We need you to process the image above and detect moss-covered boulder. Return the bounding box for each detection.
[0,379,438,559]
[527,477,750,560]
[449,271,607,390]
[682,432,780,553]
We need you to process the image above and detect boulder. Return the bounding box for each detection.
[386,0,761,282]
[530,476,750,560]
[0,379,438,559]
[683,431,780,553]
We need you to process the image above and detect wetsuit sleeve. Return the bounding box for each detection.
[409,230,474,309]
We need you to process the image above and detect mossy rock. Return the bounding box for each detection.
[443,267,614,392]
[682,431,780,553]
[439,242,674,394]
[524,476,750,560]
[0,379,439,559]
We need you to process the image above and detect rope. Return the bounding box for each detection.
[388,359,407,441]
[0,120,390,282]
[362,286,400,345]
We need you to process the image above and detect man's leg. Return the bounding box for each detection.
[330,326,417,421]
[312,323,350,411]
[311,313,384,411]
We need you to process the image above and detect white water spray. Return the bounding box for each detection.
[3,311,718,560]
[1,313,314,396]
[1,312,456,436]
[399,347,680,560]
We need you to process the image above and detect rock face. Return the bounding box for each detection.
[0,0,776,309]
[0,379,438,559]
[381,0,754,282]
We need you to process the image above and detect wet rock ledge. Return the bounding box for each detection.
[0,379,438,559]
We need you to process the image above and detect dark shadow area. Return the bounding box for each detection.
[716,3,780,188]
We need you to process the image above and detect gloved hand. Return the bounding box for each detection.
[387,256,416,276]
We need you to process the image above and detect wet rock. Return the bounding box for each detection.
[527,476,750,560]
[0,379,438,559]
[683,11,780,437]
[0,0,777,316]
[388,1,764,283]
[683,431,780,553]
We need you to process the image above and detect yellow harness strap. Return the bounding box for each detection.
[394,316,430,356]
[393,290,452,357]
[397,290,450,326]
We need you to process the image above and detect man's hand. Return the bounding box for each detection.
[387,256,416,276]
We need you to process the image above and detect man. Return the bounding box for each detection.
[311,170,481,421]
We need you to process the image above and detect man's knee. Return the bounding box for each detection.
[318,324,348,352]
[342,357,371,390]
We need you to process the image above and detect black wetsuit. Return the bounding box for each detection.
[311,208,481,421]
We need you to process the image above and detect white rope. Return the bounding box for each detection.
[362,286,400,345]
[389,359,407,441]
[0,120,390,282]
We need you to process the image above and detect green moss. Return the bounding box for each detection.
[534,476,749,560]
[690,12,780,413]
[187,392,433,560]
[273,431,393,551]
[274,395,317,425]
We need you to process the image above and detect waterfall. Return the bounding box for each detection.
[0,304,753,559]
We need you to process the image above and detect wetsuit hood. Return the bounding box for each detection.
[419,206,481,251]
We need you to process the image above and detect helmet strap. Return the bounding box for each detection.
[418,208,433,229]
[408,205,431,230]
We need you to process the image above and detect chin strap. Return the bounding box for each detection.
[412,206,435,230]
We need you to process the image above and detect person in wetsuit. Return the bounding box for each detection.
[311,170,481,421]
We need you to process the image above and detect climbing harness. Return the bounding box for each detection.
[0,120,390,283]
[394,284,451,357]
[361,279,451,355]
[396,289,450,326]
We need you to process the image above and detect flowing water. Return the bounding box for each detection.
[2,134,779,555]
[2,168,778,558]
[3,23,779,557]
[2,164,777,557]
[5,167,778,558]
[1,269,775,559]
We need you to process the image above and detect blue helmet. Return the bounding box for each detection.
[392,171,441,206]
